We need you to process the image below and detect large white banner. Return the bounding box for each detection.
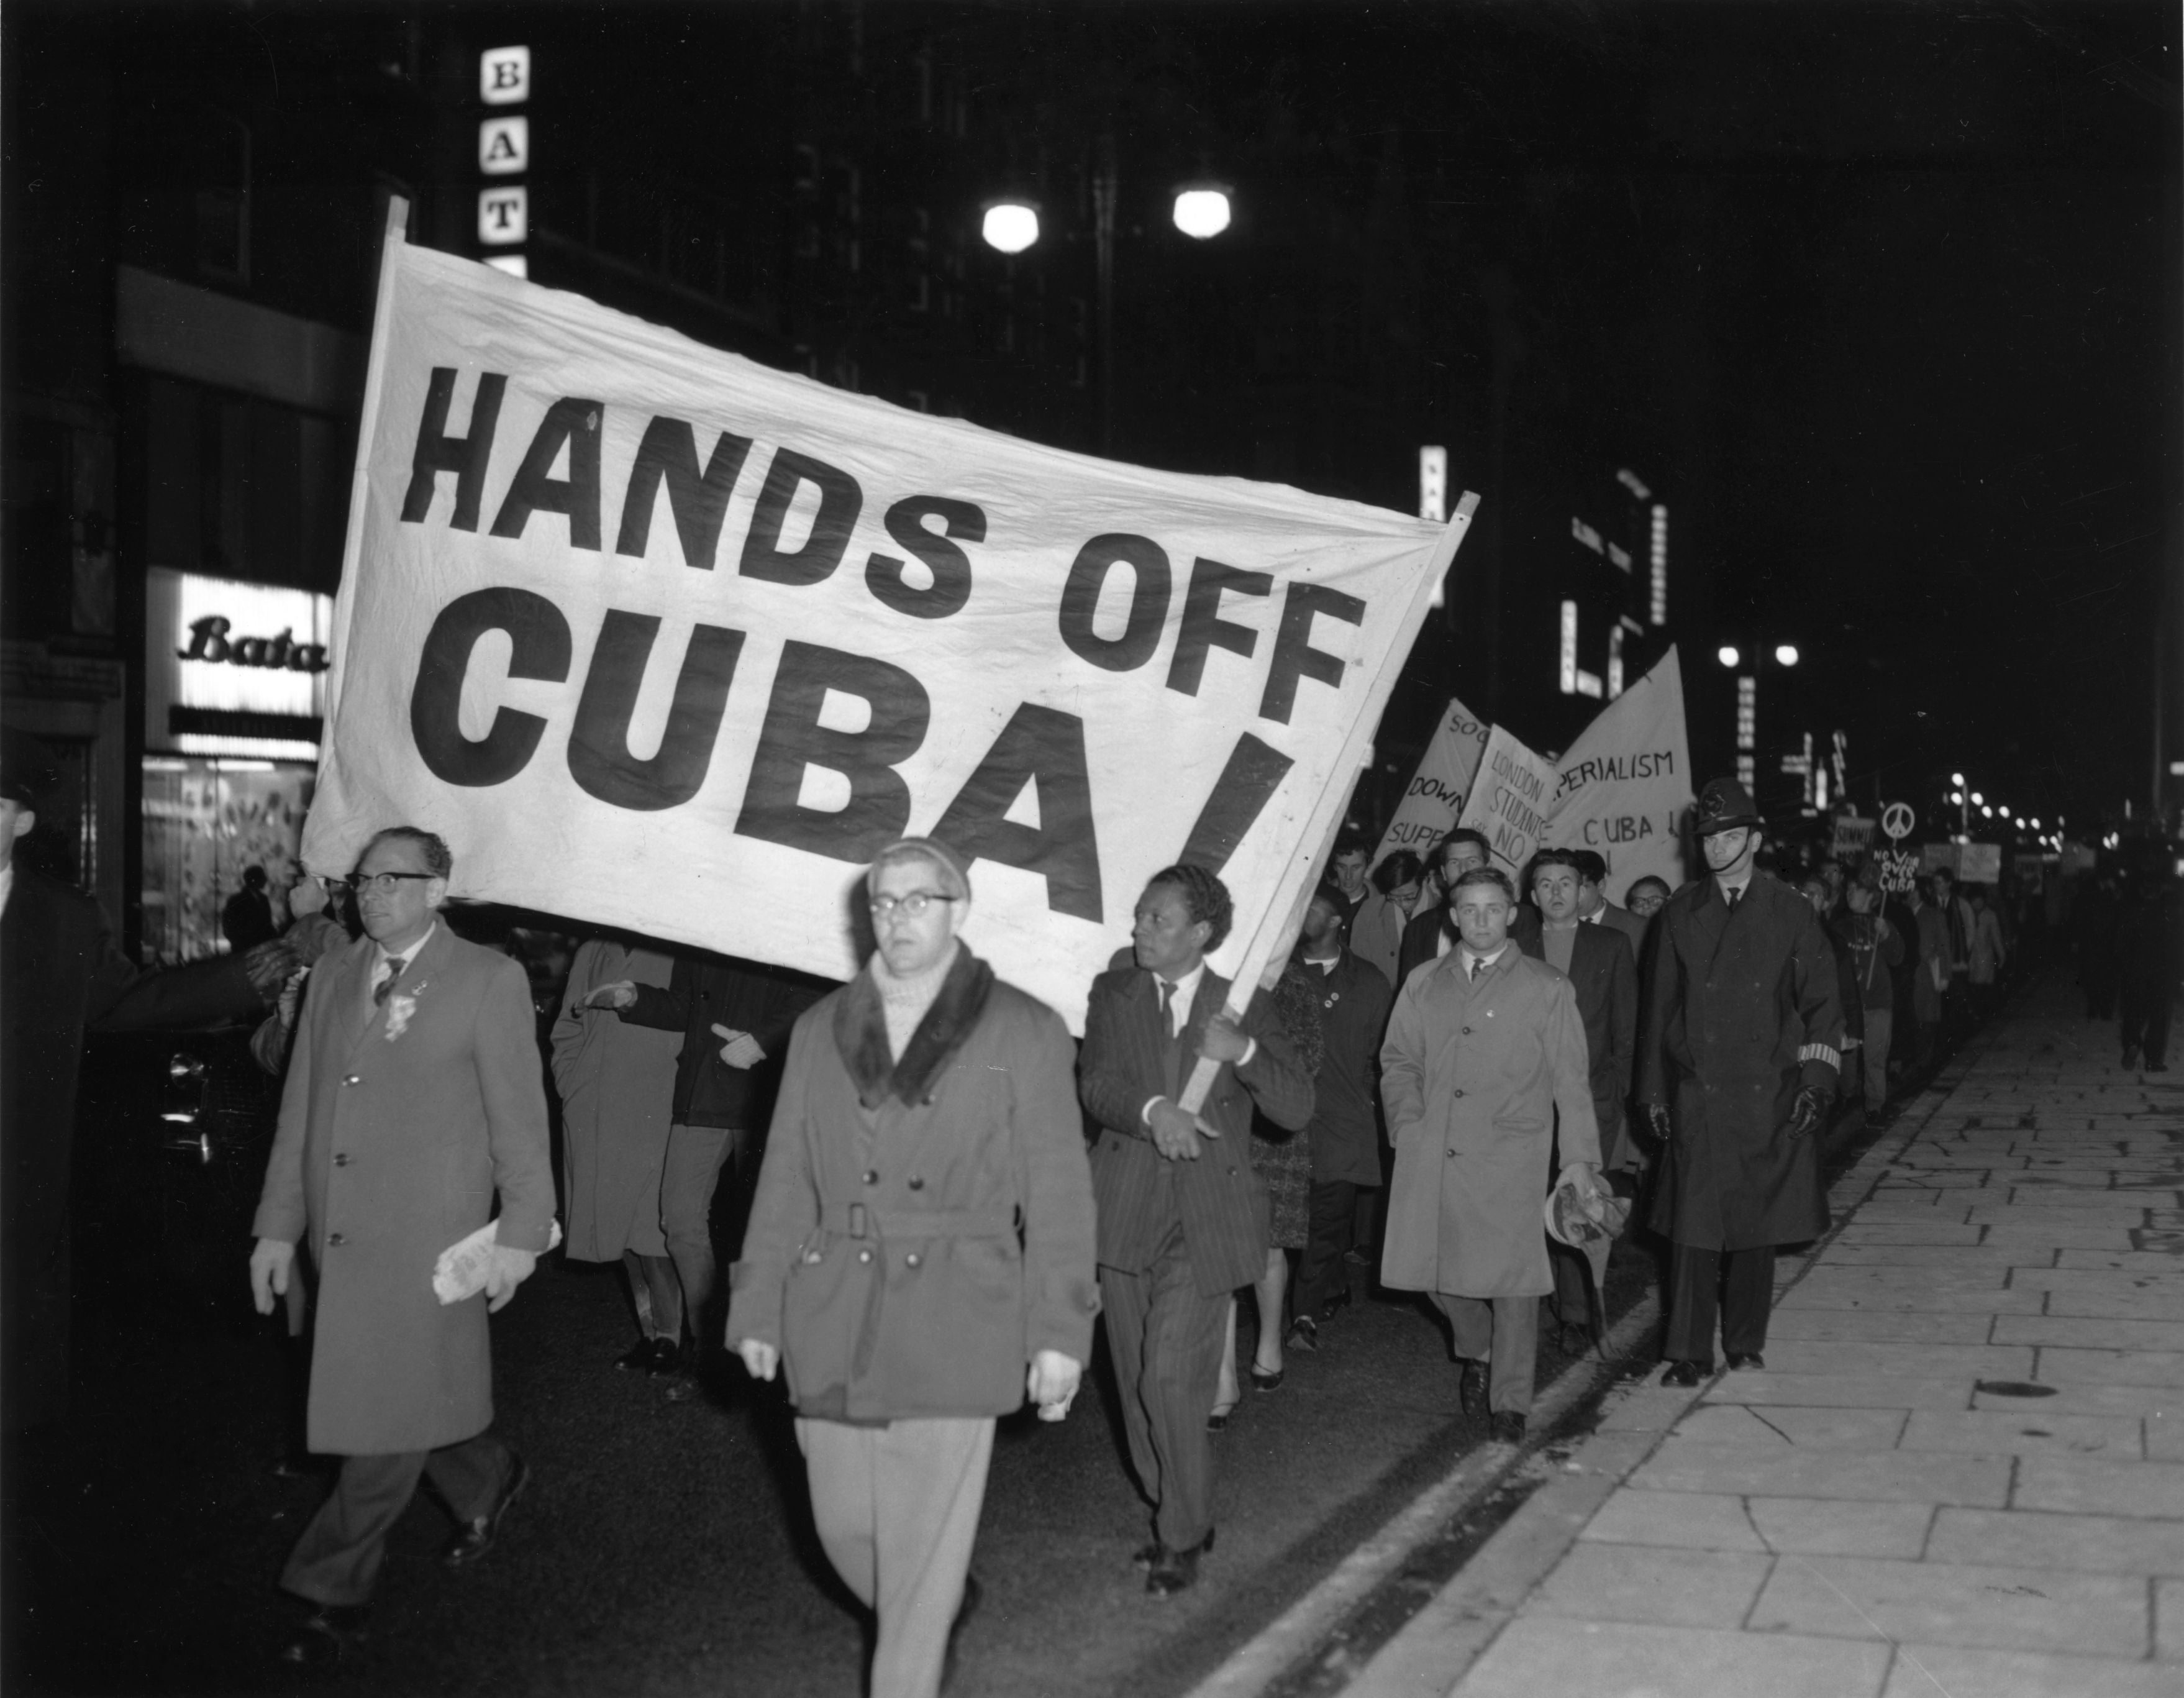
[305,226,1466,1030]
[1455,724,1557,878]
[1546,647,1693,903]
[1372,695,1486,870]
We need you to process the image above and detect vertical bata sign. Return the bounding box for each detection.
[303,221,1470,1029]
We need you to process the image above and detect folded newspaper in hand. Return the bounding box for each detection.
[433,1218,563,1305]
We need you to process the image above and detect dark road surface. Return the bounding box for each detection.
[2,1043,1663,1698]
[7,1000,1949,1698]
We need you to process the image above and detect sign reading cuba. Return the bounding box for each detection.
[307,230,1463,1028]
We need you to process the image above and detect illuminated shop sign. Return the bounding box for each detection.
[145,568,334,759]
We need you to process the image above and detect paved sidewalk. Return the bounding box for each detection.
[1352,975,2184,1698]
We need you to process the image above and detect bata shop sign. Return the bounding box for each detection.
[145,567,336,758]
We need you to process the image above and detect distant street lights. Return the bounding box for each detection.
[1717,637,1800,797]
[976,163,1235,454]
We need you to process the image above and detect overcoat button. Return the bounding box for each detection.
[804,1250,822,1264]
[344,1074,361,1086]
[1452,1089,1465,1098]
[863,1169,878,1185]
[1447,1148,1457,1157]
[1462,1026,1472,1034]
[906,1253,921,1268]
[334,1153,351,1166]
[858,1249,873,1264]
[328,1233,346,1246]
[908,1176,925,1190]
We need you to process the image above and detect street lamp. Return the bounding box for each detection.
[1172,186,1232,239]
[1717,637,1804,801]
[980,200,1040,255]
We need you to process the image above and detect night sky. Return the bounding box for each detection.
[1153,0,2180,831]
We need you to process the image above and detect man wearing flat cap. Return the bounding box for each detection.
[1,729,280,1431]
[1637,777,1845,1385]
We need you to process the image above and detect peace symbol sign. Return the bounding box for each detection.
[1881,801,1916,842]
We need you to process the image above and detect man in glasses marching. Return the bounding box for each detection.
[729,838,1096,1698]
[248,826,555,1669]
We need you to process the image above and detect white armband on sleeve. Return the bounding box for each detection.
[1798,1043,1840,1070]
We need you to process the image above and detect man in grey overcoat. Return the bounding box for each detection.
[1380,867,1603,1441]
[250,826,555,1668]
[1638,777,1844,1384]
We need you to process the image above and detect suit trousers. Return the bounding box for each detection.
[1098,1225,1228,1551]
[1294,1179,1370,1318]
[1860,1010,1893,1114]
[797,1416,993,1698]
[2121,985,2172,1068]
[660,1122,757,1346]
[1665,1243,1776,1363]
[281,1430,514,1606]
[1432,1292,1539,1415]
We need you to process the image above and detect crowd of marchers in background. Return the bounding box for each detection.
[7,715,2180,1698]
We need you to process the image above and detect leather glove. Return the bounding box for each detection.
[1644,1102,1674,1143]
[1787,1086,1829,1139]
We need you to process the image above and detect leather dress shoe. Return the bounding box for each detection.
[1726,1351,1765,1371]
[1661,1359,1709,1388]
[1286,1315,1320,1353]
[1144,1530,1214,1597]
[1134,1526,1214,1571]
[1249,1364,1285,1392]
[1320,1289,1352,1321]
[278,1602,368,1671]
[1457,1359,1487,1416]
[1489,1410,1526,1444]
[444,1453,530,1568]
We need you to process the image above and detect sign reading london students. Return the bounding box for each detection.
[1455,725,1557,877]
[1372,695,1487,868]
[304,218,1468,1031]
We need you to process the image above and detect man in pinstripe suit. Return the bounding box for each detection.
[1080,865,1315,1596]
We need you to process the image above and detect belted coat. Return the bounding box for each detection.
[727,947,1099,1422]
[252,924,557,1455]
[1379,946,1601,1299]
[1637,871,1844,1251]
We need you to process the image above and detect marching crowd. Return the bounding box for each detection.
[5,719,2163,1698]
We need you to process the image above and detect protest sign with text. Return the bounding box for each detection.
[1546,648,1693,903]
[1455,725,1557,877]
[304,218,1467,1030]
[1372,695,1487,868]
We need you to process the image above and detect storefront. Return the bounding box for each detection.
[139,567,332,961]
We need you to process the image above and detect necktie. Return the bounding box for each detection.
[375,956,407,1006]
[1725,887,1741,911]
[1157,977,1174,1034]
[1468,955,1483,982]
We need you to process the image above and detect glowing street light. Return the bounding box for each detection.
[1773,643,1800,667]
[1717,645,1741,668]
[1172,187,1232,239]
[1982,806,1994,818]
[1998,805,2011,818]
[1951,772,1965,785]
[1970,792,1983,806]
[980,201,1040,254]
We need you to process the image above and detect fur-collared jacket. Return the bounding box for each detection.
[726,946,1099,1422]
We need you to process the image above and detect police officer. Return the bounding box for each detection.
[1637,778,1844,1385]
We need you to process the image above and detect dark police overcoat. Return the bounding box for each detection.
[1637,870,1843,1251]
